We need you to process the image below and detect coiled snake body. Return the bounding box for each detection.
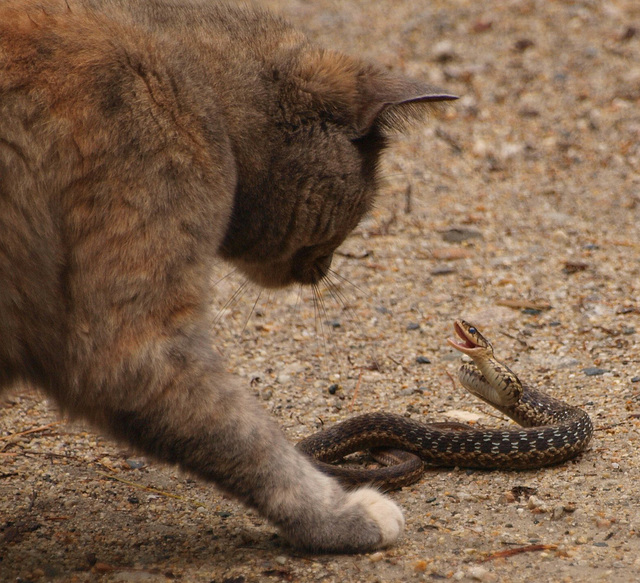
[297,320,593,489]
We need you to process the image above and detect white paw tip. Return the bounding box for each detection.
[348,487,404,547]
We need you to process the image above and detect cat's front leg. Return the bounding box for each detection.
[95,342,404,553]
[232,423,405,552]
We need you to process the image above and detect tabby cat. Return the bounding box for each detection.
[0,0,454,552]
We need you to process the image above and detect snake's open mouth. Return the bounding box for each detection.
[453,321,476,347]
[447,320,483,356]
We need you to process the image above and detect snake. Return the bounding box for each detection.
[296,319,594,490]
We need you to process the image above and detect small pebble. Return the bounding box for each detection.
[413,560,428,572]
[125,459,146,470]
[527,495,547,512]
[500,491,516,504]
[415,356,431,364]
[514,38,535,52]
[369,552,384,563]
[406,322,421,331]
[620,26,637,41]
[583,367,608,376]
[445,409,483,423]
[275,556,287,565]
[522,308,542,316]
[440,228,482,242]
[457,491,476,502]
[431,266,456,276]
[468,565,490,581]
[432,39,457,62]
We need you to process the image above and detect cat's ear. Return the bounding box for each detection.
[295,50,457,137]
[357,75,458,137]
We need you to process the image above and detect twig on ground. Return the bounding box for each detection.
[479,544,558,562]
[95,471,207,509]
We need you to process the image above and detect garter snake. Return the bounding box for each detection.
[297,320,593,490]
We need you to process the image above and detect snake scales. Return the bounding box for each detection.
[297,320,594,489]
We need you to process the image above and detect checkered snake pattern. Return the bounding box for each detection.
[297,320,593,489]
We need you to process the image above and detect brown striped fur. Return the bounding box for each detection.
[0,0,453,552]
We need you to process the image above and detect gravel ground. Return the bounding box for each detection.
[2,1,639,582]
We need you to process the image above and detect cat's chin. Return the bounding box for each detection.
[231,259,300,289]
[230,253,332,289]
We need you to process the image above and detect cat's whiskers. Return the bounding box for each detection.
[241,288,263,336]
[322,271,365,340]
[265,289,275,311]
[293,285,303,313]
[211,266,238,288]
[376,171,411,183]
[212,277,251,329]
[328,268,369,300]
[310,282,329,362]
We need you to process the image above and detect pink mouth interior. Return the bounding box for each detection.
[452,321,477,349]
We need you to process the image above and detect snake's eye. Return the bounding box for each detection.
[468,327,477,335]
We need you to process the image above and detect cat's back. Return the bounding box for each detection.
[0,0,254,380]
[0,0,239,247]
[0,0,300,196]
[0,0,241,157]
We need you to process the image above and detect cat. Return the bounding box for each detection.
[0,0,454,553]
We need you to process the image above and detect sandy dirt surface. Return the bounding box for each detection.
[2,0,639,581]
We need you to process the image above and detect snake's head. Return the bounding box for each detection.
[447,319,493,357]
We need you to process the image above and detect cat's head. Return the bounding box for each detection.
[219,48,456,289]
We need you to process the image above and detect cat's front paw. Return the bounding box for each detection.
[283,485,404,553]
[344,487,405,549]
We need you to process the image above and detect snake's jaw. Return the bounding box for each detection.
[446,337,485,358]
[448,320,491,358]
